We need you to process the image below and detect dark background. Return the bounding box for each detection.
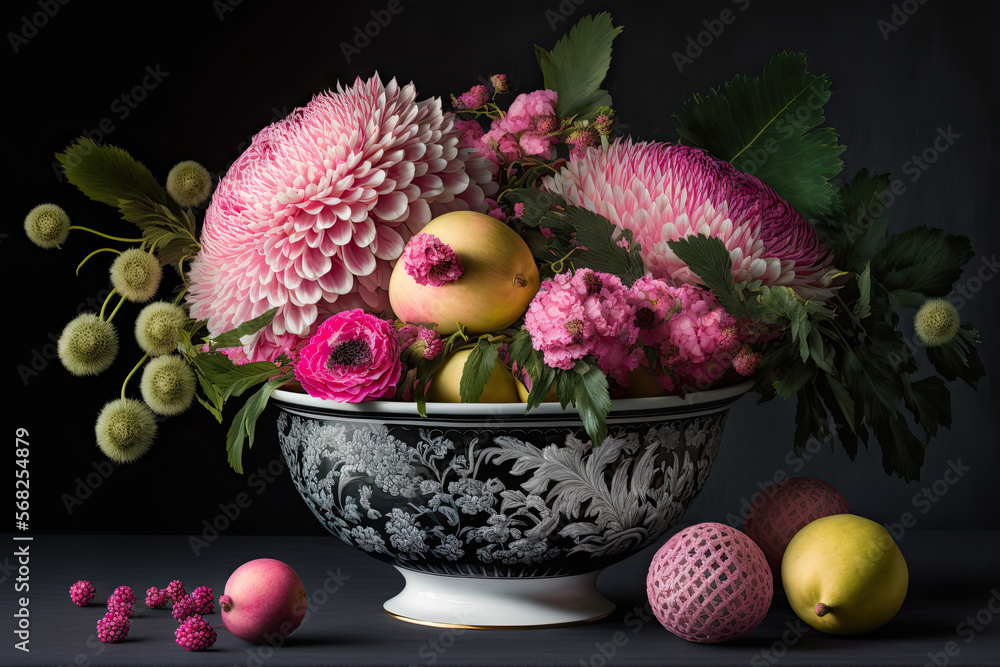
[5,0,997,543]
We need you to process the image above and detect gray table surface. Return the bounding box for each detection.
[3,530,998,666]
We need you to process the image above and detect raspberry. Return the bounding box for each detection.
[145,586,168,609]
[175,615,217,651]
[171,594,200,622]
[733,345,762,377]
[108,585,136,606]
[70,580,96,606]
[191,586,214,614]
[96,611,130,643]
[164,580,186,602]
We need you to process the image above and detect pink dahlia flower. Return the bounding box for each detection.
[187,75,492,363]
[542,139,839,300]
[402,233,463,286]
[295,309,401,402]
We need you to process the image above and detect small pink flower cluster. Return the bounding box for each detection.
[481,90,560,164]
[398,323,443,361]
[524,269,758,393]
[401,233,464,287]
[454,84,491,110]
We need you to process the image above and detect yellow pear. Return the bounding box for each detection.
[426,348,519,403]
[781,514,908,634]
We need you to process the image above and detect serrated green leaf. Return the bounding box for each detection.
[459,340,501,402]
[843,346,902,420]
[926,324,985,389]
[871,411,925,481]
[668,235,753,317]
[55,138,173,211]
[875,226,974,302]
[550,206,645,285]
[226,374,290,474]
[775,359,814,398]
[209,308,279,349]
[815,170,890,272]
[536,12,623,121]
[854,263,872,319]
[901,375,951,440]
[824,375,856,435]
[672,52,845,218]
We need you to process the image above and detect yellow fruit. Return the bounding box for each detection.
[426,348,520,403]
[781,514,908,635]
[625,365,667,398]
[389,211,540,336]
[514,377,558,403]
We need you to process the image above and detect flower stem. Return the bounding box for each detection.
[68,226,145,243]
[76,248,121,275]
[121,353,150,400]
[104,294,127,324]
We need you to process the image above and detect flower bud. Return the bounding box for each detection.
[95,398,157,463]
[24,203,70,249]
[58,313,119,376]
[166,160,213,208]
[110,248,162,302]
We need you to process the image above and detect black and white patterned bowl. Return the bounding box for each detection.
[273,381,752,628]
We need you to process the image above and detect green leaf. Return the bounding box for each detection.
[815,170,890,272]
[209,308,279,350]
[672,52,846,218]
[535,12,623,122]
[774,359,815,398]
[926,324,985,389]
[901,375,951,440]
[824,375,856,435]
[555,360,610,446]
[500,189,564,228]
[55,138,173,211]
[853,262,872,319]
[668,235,754,317]
[871,412,925,482]
[842,346,902,421]
[524,364,557,411]
[226,374,290,474]
[459,340,501,402]
[551,205,645,285]
[874,226,974,305]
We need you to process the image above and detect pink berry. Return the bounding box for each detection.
[733,345,762,377]
[172,594,200,622]
[145,587,168,609]
[108,585,136,606]
[175,615,217,651]
[108,600,134,618]
[70,580,96,606]
[192,586,215,614]
[96,611,129,643]
[164,580,186,602]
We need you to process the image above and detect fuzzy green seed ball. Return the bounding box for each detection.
[135,302,188,356]
[914,298,960,347]
[58,313,119,376]
[140,355,196,416]
[110,248,162,302]
[24,203,70,249]
[95,398,156,463]
[166,160,213,208]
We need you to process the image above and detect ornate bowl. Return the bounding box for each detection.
[273,381,752,628]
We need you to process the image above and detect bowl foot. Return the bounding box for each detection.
[382,568,615,628]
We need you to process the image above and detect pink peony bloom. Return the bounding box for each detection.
[543,139,839,300]
[187,75,490,364]
[295,309,401,402]
[401,233,464,286]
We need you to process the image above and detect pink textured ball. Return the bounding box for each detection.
[646,522,772,643]
[743,477,850,575]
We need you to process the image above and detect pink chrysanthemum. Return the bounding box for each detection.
[295,308,401,402]
[543,139,839,300]
[402,233,463,286]
[187,75,491,364]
